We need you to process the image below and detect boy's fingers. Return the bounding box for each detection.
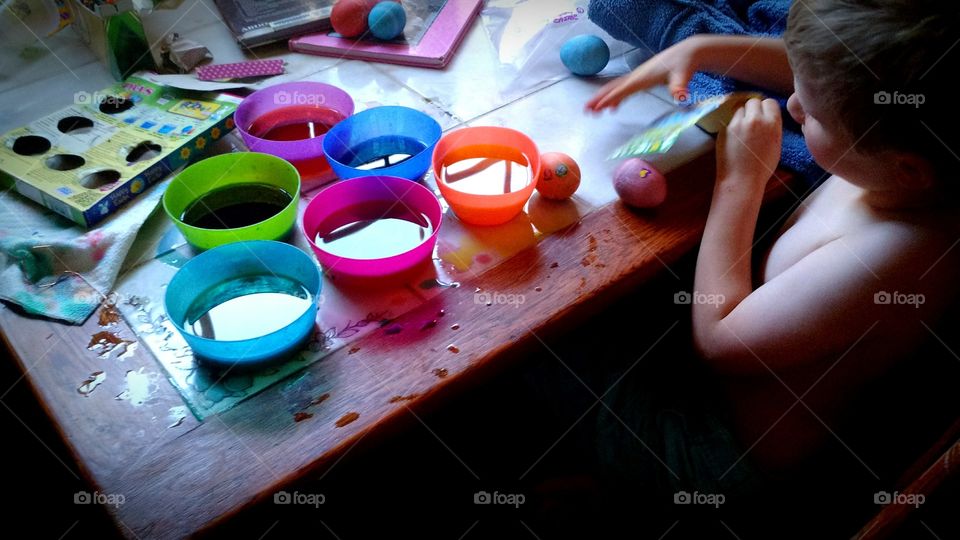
[586,77,624,109]
[593,93,620,111]
[729,105,745,127]
[596,76,624,96]
[744,98,762,117]
[667,69,692,101]
[586,90,614,112]
[761,98,781,118]
[595,77,651,111]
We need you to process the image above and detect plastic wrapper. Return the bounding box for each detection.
[481,0,632,99]
[160,32,212,73]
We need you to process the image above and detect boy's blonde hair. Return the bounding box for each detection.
[785,0,958,177]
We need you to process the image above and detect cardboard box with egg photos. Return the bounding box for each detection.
[0,75,241,227]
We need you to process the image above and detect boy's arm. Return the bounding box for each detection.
[693,224,956,374]
[691,103,957,373]
[586,35,794,112]
[696,36,794,96]
[691,97,781,369]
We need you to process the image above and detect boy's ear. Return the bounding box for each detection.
[893,152,936,190]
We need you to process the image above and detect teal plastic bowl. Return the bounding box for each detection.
[164,240,321,365]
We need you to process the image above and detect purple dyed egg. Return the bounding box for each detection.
[613,158,667,208]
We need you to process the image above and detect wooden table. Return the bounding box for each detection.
[0,4,797,536]
[1,152,795,538]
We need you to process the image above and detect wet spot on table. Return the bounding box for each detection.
[335,412,360,427]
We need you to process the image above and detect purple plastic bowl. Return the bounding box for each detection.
[301,176,442,279]
[234,82,354,163]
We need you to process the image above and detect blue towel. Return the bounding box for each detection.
[589,0,826,187]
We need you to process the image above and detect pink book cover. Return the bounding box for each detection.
[289,0,483,68]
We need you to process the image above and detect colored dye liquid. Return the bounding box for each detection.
[183,275,313,341]
[290,154,335,184]
[247,105,347,141]
[314,201,433,260]
[180,183,292,229]
[441,152,532,195]
[343,135,426,170]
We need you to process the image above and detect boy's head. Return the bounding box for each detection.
[784,0,958,186]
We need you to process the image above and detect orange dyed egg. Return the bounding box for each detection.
[536,152,581,200]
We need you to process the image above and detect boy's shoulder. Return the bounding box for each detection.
[855,197,960,256]
[845,201,960,305]
[765,177,958,282]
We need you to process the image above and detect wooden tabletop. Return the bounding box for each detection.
[0,5,801,536]
[0,148,794,537]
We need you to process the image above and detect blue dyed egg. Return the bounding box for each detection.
[560,34,610,76]
[368,2,406,41]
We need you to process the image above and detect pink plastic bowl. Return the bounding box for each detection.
[301,176,442,279]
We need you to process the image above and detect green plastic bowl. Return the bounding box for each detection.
[163,152,301,250]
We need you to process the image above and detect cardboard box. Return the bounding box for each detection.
[0,75,242,227]
[66,0,160,78]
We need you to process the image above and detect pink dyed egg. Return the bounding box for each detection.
[613,158,667,208]
[536,152,581,200]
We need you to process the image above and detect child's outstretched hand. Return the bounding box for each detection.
[585,37,704,112]
[716,98,782,186]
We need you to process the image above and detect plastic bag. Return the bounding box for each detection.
[481,0,632,99]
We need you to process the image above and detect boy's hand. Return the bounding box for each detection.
[716,98,782,186]
[585,36,704,112]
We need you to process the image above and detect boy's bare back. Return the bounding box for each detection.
[587,0,960,470]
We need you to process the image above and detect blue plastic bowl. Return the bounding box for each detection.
[321,105,441,181]
[164,240,321,365]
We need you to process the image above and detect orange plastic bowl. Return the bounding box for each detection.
[433,127,541,226]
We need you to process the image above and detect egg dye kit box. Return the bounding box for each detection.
[0,74,242,227]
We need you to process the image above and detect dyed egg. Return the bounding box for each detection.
[331,0,376,38]
[368,1,406,40]
[560,35,610,76]
[536,152,581,200]
[613,158,667,208]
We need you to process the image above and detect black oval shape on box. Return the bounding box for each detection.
[12,135,52,156]
[57,116,95,134]
[80,169,121,189]
[98,98,134,115]
[126,141,162,164]
[45,154,86,171]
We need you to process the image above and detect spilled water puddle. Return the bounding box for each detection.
[78,371,106,395]
[88,331,137,359]
[114,367,158,406]
[168,405,189,428]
